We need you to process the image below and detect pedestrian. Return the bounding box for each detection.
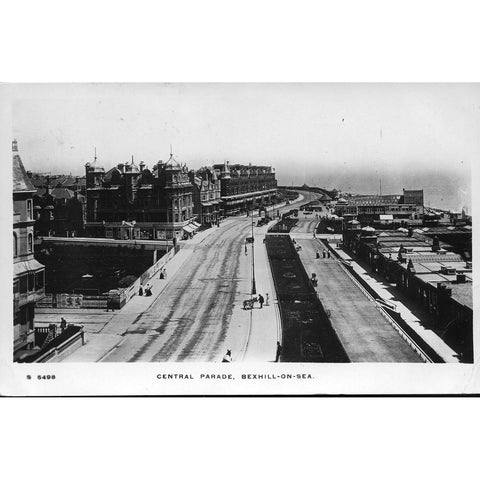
[313,231,316,238]
[265,293,269,306]
[275,341,282,362]
[159,269,164,279]
[145,283,152,296]
[139,284,144,296]
[316,249,320,259]
[258,294,264,309]
[60,317,67,333]
[323,249,326,258]
[245,244,248,255]
[222,349,232,362]
[327,250,331,258]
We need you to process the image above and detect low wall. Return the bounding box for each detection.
[117,247,177,307]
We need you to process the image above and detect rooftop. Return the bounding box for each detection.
[13,141,36,193]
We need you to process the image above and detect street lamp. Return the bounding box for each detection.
[251,204,256,295]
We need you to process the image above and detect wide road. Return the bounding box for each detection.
[103,218,254,362]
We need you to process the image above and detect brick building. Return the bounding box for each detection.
[33,177,86,237]
[189,166,222,226]
[85,152,195,241]
[213,162,277,216]
[12,140,45,359]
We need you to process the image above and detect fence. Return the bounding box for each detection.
[37,293,108,309]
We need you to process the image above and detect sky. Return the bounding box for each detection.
[10,83,479,211]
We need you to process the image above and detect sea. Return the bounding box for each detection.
[281,168,472,214]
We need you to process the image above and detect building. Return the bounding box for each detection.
[12,140,46,359]
[85,152,196,241]
[335,189,424,225]
[342,223,473,362]
[213,162,277,216]
[189,166,222,226]
[33,177,86,237]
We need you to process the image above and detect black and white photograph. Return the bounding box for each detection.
[2,82,477,396]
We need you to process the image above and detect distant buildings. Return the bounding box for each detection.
[12,140,45,359]
[213,162,277,216]
[335,189,424,226]
[85,152,195,241]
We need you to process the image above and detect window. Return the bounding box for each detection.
[27,199,32,220]
[36,271,44,289]
[28,273,35,291]
[28,233,33,252]
[13,233,18,257]
[19,275,27,293]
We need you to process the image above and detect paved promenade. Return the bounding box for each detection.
[292,222,421,362]
[332,245,459,363]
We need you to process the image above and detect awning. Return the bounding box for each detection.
[183,224,195,233]
[380,214,393,220]
[192,222,201,228]
[14,259,44,276]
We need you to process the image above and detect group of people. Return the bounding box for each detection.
[316,249,330,259]
[139,283,152,296]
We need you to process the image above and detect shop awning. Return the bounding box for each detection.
[14,259,44,276]
[183,224,195,233]
[192,222,201,228]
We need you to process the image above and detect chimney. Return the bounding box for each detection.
[432,235,440,252]
[456,274,466,284]
[46,176,52,196]
[139,161,145,172]
[117,163,125,173]
[12,139,18,152]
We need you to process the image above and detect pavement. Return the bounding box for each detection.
[45,195,305,363]
[331,244,459,363]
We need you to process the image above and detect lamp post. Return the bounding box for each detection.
[251,204,256,295]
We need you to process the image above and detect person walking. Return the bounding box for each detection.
[322,249,326,258]
[258,294,264,309]
[316,249,320,259]
[244,244,248,255]
[60,317,67,333]
[265,293,269,306]
[139,284,144,296]
[327,250,331,258]
[275,342,282,362]
[222,349,232,362]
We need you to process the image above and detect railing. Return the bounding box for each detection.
[33,327,85,363]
